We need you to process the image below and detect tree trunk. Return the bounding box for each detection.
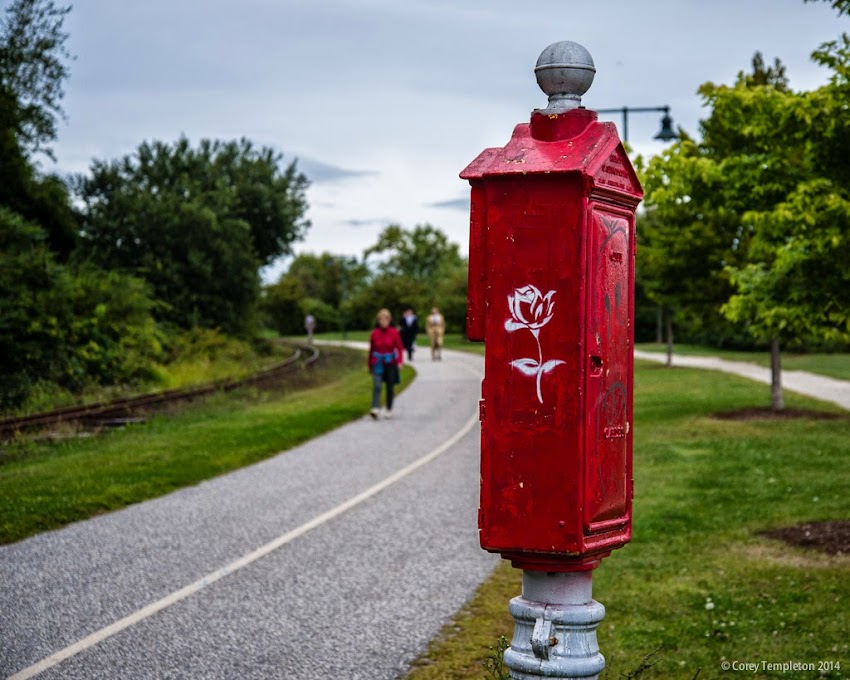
[656,305,663,344]
[770,336,784,411]
[665,308,673,368]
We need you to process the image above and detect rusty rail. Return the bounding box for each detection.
[0,343,320,441]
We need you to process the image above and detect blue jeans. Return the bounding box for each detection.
[371,364,398,410]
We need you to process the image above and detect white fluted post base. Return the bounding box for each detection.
[504,570,606,680]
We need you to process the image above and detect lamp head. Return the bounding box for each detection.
[654,113,677,142]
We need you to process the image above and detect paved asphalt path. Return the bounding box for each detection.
[1,346,499,680]
[5,346,847,680]
[633,350,850,410]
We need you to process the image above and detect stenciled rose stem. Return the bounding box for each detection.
[505,285,565,404]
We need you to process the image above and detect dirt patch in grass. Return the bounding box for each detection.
[712,407,846,421]
[759,520,850,556]
[716,405,850,557]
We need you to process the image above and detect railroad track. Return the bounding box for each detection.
[0,343,320,441]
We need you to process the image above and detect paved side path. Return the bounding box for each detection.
[634,350,850,411]
[0,347,497,680]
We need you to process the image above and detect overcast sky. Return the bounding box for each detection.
[38,0,846,281]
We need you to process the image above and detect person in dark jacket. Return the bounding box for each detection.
[398,308,419,361]
[368,308,405,419]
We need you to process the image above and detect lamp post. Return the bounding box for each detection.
[595,106,675,347]
[338,256,348,340]
[594,105,677,144]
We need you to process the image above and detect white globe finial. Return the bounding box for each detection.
[534,41,596,113]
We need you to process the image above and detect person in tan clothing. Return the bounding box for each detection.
[426,306,445,361]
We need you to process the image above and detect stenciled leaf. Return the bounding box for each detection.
[510,358,540,376]
[540,359,566,374]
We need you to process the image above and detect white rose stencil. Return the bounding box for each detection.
[505,284,565,404]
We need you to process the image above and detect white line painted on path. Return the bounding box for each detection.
[9,409,481,680]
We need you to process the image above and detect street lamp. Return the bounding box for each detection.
[595,106,676,349]
[594,105,677,143]
[338,256,348,340]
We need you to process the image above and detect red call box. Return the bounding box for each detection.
[461,108,643,572]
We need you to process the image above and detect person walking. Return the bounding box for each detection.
[398,308,419,361]
[426,306,445,361]
[304,314,316,344]
[368,308,404,419]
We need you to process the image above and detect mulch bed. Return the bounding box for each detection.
[759,521,850,556]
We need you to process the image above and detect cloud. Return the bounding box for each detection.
[295,156,380,184]
[426,196,470,211]
[342,217,394,228]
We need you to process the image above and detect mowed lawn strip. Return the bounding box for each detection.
[0,346,413,545]
[635,343,850,381]
[406,359,850,679]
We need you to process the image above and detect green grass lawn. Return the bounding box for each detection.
[4,339,849,677]
[406,360,850,679]
[316,333,845,376]
[636,342,850,381]
[0,345,414,545]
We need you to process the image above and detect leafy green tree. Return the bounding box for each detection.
[205,139,310,266]
[637,132,747,362]
[261,253,368,336]
[346,273,430,330]
[0,0,76,256]
[0,206,58,404]
[260,276,308,337]
[0,207,162,410]
[364,223,463,282]
[639,50,799,356]
[362,223,467,330]
[75,137,310,335]
[805,0,850,16]
[641,15,850,409]
[720,33,850,407]
[285,252,368,308]
[0,0,71,160]
[262,226,468,336]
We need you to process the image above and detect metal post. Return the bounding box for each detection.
[339,257,347,340]
[620,106,629,144]
[464,41,641,680]
[595,105,676,144]
[504,570,606,680]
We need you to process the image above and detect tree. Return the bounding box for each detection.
[364,223,463,282]
[361,223,467,330]
[0,0,76,256]
[207,139,310,266]
[637,131,748,364]
[720,35,850,407]
[75,137,310,335]
[0,207,162,410]
[262,225,468,337]
[641,31,850,409]
[261,253,368,336]
[805,0,850,16]
[0,0,71,161]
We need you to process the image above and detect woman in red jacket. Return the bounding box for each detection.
[368,308,404,419]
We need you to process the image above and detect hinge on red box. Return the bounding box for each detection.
[479,399,486,421]
[478,508,484,528]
